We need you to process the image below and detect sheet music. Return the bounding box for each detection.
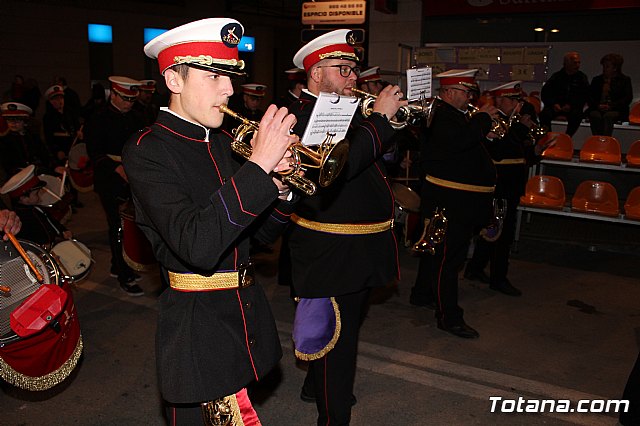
[406,67,432,101]
[300,92,359,146]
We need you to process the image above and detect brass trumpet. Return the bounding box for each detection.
[219,105,349,196]
[350,88,434,130]
[412,208,448,255]
[508,112,549,141]
[467,104,508,138]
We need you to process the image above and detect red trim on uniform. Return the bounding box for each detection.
[158,42,239,73]
[303,44,355,71]
[436,239,447,322]
[236,290,259,380]
[172,407,176,426]
[155,122,208,142]
[235,388,261,425]
[136,128,152,145]
[363,121,382,154]
[439,76,475,86]
[2,110,30,118]
[373,160,401,281]
[273,207,291,217]
[230,178,258,217]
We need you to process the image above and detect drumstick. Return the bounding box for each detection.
[60,160,68,197]
[6,232,44,283]
[69,239,95,263]
[0,285,11,294]
[42,186,63,202]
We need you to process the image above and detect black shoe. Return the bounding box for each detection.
[464,269,490,284]
[120,277,144,297]
[409,296,436,310]
[299,388,357,406]
[437,321,479,339]
[490,280,522,297]
[111,271,142,282]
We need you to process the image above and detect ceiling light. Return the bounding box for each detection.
[534,27,544,32]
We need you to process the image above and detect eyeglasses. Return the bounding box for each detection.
[317,64,360,78]
[449,87,473,96]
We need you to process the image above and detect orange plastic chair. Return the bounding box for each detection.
[529,90,540,98]
[519,175,566,210]
[626,140,640,167]
[624,187,640,220]
[579,135,621,165]
[629,102,640,125]
[539,132,573,161]
[571,180,619,217]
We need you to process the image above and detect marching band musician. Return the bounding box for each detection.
[287,29,406,425]
[0,200,22,239]
[409,69,499,339]
[122,18,297,425]
[465,81,547,297]
[85,75,146,296]
[277,68,307,108]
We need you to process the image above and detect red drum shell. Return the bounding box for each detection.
[121,206,156,272]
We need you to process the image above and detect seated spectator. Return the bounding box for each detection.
[539,51,589,137]
[587,53,633,136]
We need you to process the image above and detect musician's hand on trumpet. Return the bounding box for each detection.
[372,85,408,122]
[0,209,22,240]
[248,104,298,176]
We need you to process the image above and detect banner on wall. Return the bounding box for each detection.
[423,0,640,17]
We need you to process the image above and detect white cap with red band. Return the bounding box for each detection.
[108,76,141,100]
[293,29,359,72]
[490,81,523,98]
[139,79,156,92]
[144,18,246,77]
[0,165,46,199]
[241,84,267,97]
[1,102,32,118]
[285,68,306,81]
[44,85,65,100]
[357,66,381,83]
[436,69,478,88]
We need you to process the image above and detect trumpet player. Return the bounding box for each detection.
[122,18,300,425]
[409,69,499,339]
[465,81,549,297]
[287,29,406,425]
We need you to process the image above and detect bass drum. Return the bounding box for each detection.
[391,183,421,247]
[68,143,94,192]
[120,201,157,272]
[0,239,83,391]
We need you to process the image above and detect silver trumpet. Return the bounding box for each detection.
[350,88,435,130]
[219,105,349,196]
[412,208,448,255]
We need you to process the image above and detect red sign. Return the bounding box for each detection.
[423,0,640,17]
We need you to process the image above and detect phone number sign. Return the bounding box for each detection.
[302,1,366,25]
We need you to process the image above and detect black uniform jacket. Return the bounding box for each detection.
[0,131,53,177]
[420,99,496,188]
[85,102,144,195]
[287,91,398,298]
[122,109,294,404]
[541,69,589,111]
[484,101,539,198]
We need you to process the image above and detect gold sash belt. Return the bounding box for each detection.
[168,264,254,292]
[425,175,495,193]
[291,214,393,235]
[493,158,526,165]
[107,154,122,162]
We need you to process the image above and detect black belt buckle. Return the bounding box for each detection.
[238,261,255,288]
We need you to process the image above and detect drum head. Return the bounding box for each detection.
[36,174,65,207]
[51,240,92,282]
[0,239,60,345]
[392,183,421,213]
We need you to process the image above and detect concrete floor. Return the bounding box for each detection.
[1,190,638,426]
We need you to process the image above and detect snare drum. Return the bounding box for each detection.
[120,202,156,272]
[391,183,421,247]
[50,239,92,282]
[36,174,73,224]
[68,143,94,192]
[0,239,83,391]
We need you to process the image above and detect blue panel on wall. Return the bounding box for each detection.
[88,24,113,43]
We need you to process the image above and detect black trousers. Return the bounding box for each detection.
[466,195,519,285]
[303,288,371,426]
[410,183,492,326]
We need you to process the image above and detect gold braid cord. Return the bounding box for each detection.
[294,297,342,361]
[0,335,83,391]
[123,250,156,272]
[173,55,245,70]
[318,51,358,61]
[201,393,245,426]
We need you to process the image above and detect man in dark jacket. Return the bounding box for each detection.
[123,18,298,425]
[539,51,589,136]
[287,29,406,425]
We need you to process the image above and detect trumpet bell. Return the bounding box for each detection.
[319,139,349,187]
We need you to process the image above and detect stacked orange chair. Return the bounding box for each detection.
[539,132,573,161]
[520,175,566,210]
[624,187,640,220]
[629,102,640,125]
[571,181,619,217]
[626,140,640,167]
[579,135,621,165]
